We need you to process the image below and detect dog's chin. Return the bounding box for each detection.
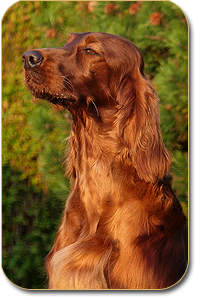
[46,96,76,107]
[44,94,76,107]
[26,85,76,107]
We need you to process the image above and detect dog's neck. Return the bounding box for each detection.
[67,110,126,231]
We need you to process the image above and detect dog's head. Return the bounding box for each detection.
[23,32,143,113]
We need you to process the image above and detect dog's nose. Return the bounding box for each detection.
[22,50,43,69]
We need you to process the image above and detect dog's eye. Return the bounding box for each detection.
[84,48,97,55]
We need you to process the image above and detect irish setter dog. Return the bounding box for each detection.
[23,32,188,289]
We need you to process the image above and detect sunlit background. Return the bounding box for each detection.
[2,1,188,289]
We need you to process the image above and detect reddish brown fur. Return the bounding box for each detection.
[23,32,188,289]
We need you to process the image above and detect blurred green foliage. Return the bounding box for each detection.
[2,1,188,289]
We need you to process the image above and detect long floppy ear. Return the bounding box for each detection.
[116,68,171,183]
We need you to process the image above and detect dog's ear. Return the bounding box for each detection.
[116,68,171,183]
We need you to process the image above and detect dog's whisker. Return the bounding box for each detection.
[91,100,99,116]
